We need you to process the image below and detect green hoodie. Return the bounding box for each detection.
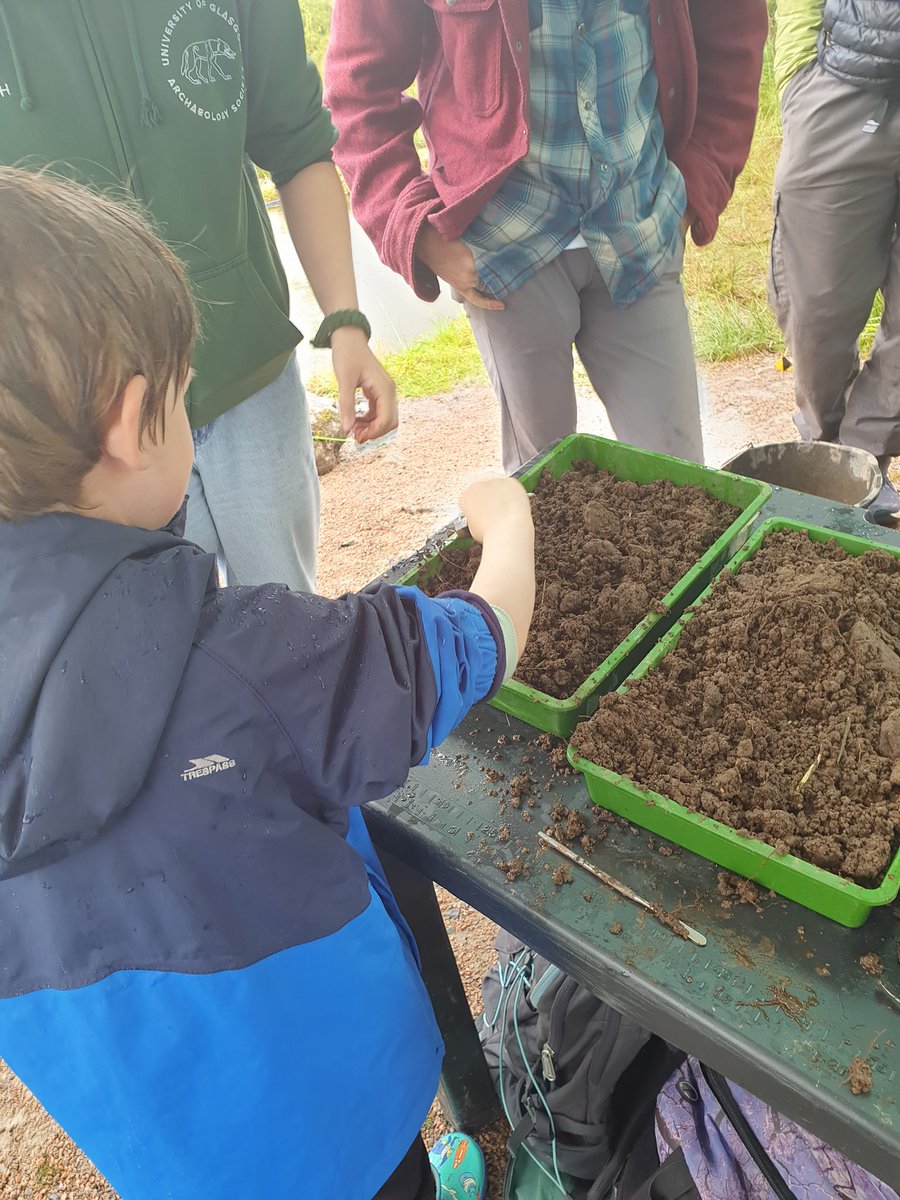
[0,0,335,428]
[773,0,826,96]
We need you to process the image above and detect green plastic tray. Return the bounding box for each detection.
[569,517,900,927]
[403,434,770,736]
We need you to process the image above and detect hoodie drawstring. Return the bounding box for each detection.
[0,2,34,112]
[123,1,162,129]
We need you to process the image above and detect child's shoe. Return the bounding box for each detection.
[428,1131,486,1199]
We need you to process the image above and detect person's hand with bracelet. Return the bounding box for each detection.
[312,308,398,444]
[277,165,399,446]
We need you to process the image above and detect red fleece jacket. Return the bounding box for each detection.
[325,0,768,302]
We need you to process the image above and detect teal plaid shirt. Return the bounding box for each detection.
[462,0,686,307]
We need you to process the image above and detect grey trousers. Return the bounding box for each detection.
[464,246,703,474]
[769,61,900,460]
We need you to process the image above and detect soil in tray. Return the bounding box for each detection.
[422,463,737,699]
[571,529,900,886]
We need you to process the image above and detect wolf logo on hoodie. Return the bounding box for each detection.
[181,37,237,86]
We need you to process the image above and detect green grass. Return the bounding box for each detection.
[300,0,332,71]
[35,1158,58,1190]
[861,291,884,359]
[308,316,487,400]
[681,38,781,361]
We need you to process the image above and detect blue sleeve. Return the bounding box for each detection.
[199,582,502,809]
[394,586,502,764]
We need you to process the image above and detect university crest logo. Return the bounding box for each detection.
[161,3,245,122]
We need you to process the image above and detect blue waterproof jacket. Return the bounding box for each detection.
[0,511,504,1199]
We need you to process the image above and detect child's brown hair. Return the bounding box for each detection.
[0,167,197,522]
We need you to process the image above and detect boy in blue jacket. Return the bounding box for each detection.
[0,168,535,1200]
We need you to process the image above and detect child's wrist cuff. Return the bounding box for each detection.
[490,605,519,684]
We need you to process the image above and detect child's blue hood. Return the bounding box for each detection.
[0,510,214,879]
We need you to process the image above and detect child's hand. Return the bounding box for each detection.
[461,476,532,545]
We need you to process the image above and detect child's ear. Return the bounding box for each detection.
[103,376,151,471]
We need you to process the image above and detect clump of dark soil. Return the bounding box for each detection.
[572,531,900,886]
[544,802,606,851]
[422,463,737,698]
[858,953,884,977]
[848,1056,873,1096]
[502,854,530,881]
[565,810,587,840]
[552,865,574,887]
[510,773,535,799]
[717,870,764,912]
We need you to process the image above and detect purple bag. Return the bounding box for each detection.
[655,1058,898,1200]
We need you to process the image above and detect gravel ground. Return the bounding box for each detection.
[2,358,894,1199]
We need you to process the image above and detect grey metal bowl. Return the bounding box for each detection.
[721,441,882,507]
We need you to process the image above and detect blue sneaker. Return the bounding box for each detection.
[428,1131,487,1199]
[865,460,900,527]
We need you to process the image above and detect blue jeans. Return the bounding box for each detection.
[186,355,319,592]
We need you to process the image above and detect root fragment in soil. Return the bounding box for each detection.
[737,982,818,1026]
[422,463,737,699]
[572,530,900,886]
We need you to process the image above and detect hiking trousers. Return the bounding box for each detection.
[464,243,702,474]
[769,60,900,460]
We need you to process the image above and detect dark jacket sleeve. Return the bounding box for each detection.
[678,0,768,245]
[200,583,501,809]
[239,0,336,185]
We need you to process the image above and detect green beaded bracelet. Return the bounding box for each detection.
[310,308,372,349]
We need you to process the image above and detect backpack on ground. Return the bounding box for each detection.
[478,931,680,1199]
[480,934,898,1200]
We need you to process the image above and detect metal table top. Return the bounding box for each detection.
[372,485,900,1185]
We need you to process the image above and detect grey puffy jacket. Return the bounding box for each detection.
[819,0,900,97]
